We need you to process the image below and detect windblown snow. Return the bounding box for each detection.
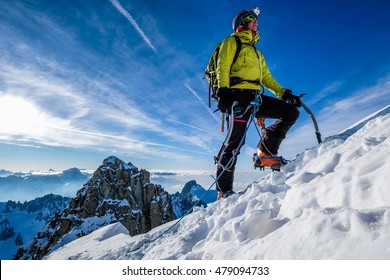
[47,106,390,260]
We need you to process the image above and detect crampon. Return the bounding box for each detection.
[252,153,289,171]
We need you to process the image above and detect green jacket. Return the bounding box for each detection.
[216,30,285,98]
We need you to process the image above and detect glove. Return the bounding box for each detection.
[282,89,301,107]
[216,87,233,113]
[216,87,230,96]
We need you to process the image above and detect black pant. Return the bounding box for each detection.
[255,95,300,155]
[216,93,299,193]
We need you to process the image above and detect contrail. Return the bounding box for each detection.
[184,83,220,123]
[109,0,157,53]
[167,118,220,136]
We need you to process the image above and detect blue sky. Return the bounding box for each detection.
[0,0,389,172]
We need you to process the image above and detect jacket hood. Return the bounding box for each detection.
[231,30,260,45]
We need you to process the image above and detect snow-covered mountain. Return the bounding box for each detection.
[171,180,217,218]
[46,105,390,260]
[0,168,92,201]
[1,166,216,260]
[0,169,13,177]
[16,156,177,259]
[0,194,72,260]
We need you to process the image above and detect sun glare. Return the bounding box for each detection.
[0,95,48,134]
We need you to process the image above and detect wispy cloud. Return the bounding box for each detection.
[0,55,214,160]
[308,81,344,105]
[0,93,206,160]
[109,0,157,53]
[281,73,390,158]
[321,73,390,120]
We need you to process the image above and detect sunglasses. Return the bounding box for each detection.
[244,15,257,22]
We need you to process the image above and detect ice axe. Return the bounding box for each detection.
[299,94,322,144]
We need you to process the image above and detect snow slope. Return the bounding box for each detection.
[0,194,72,259]
[46,105,390,260]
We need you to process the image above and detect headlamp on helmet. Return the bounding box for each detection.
[232,7,260,31]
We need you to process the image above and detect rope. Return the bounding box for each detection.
[127,93,262,254]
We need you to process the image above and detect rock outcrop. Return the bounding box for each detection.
[17,156,175,259]
[171,180,217,218]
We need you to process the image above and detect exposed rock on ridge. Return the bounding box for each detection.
[17,156,175,259]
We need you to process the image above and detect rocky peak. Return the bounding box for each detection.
[0,217,15,241]
[60,167,87,180]
[17,156,175,259]
[171,180,217,218]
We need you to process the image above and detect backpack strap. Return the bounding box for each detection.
[229,37,261,87]
[206,36,242,108]
[231,35,242,66]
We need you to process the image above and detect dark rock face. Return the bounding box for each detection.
[171,180,217,218]
[17,156,175,259]
[0,218,15,241]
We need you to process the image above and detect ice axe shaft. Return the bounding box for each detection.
[300,102,322,144]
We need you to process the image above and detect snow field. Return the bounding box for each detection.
[46,107,390,260]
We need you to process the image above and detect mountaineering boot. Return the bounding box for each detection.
[217,190,236,200]
[253,151,286,171]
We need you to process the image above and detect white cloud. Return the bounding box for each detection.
[0,58,214,159]
[281,73,390,158]
[321,73,390,122]
[307,81,344,106]
[0,93,204,161]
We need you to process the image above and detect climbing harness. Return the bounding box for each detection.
[127,92,262,254]
[127,92,322,254]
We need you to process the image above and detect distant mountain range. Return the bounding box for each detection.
[0,168,92,201]
[1,157,216,260]
[0,169,13,177]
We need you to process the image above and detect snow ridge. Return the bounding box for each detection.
[47,106,390,260]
